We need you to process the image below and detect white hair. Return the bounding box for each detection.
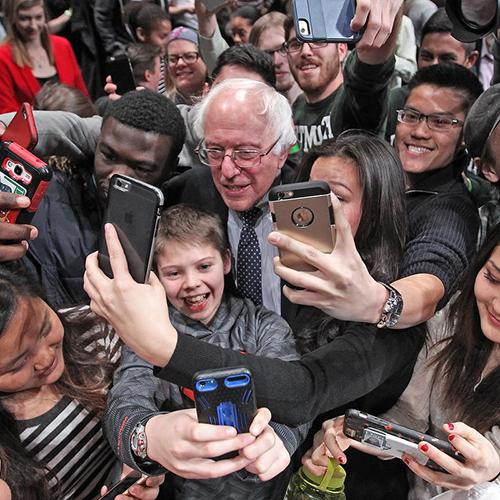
[193,78,296,154]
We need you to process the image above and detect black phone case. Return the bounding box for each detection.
[106,55,136,94]
[98,174,163,283]
[344,409,465,471]
[0,141,52,224]
[98,471,143,500]
[193,367,256,434]
[293,0,361,43]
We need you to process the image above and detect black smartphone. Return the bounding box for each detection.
[106,54,136,94]
[2,103,38,150]
[98,174,163,283]
[0,141,52,224]
[292,0,362,43]
[269,181,335,272]
[343,409,465,472]
[98,471,146,500]
[193,367,257,434]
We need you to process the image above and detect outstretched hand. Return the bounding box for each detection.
[269,193,386,323]
[84,223,175,367]
[403,422,500,490]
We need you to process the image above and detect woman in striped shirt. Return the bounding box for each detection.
[0,267,163,499]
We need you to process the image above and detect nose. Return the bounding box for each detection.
[220,154,240,179]
[106,164,135,180]
[184,270,201,290]
[34,346,54,372]
[300,42,314,57]
[410,117,432,138]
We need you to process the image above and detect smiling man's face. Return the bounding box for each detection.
[203,92,287,212]
[395,84,466,176]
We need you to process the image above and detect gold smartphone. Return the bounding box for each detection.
[269,181,335,272]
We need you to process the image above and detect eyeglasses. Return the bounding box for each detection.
[282,38,328,54]
[263,46,287,58]
[166,51,199,66]
[396,108,464,131]
[196,136,281,169]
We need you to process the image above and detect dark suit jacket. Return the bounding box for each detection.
[164,165,303,325]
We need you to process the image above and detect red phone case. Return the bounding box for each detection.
[2,103,38,150]
[0,141,52,224]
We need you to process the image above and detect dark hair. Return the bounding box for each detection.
[211,44,276,88]
[103,90,186,167]
[421,8,476,55]
[34,83,97,117]
[126,43,162,84]
[0,267,115,499]
[231,5,260,24]
[249,11,286,46]
[432,223,500,432]
[407,63,484,115]
[294,132,407,352]
[123,0,171,41]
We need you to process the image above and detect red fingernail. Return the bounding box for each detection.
[447,423,454,430]
[448,434,455,441]
[420,443,429,453]
[403,458,410,465]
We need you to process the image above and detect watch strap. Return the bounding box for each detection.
[377,282,403,329]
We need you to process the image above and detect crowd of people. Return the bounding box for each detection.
[0,0,498,499]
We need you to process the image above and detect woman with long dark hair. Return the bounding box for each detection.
[0,0,88,113]
[306,223,500,497]
[0,267,163,499]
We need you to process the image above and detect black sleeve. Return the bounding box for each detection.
[156,324,423,427]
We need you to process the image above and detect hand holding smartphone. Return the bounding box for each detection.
[343,409,465,472]
[98,175,163,283]
[106,55,137,95]
[269,181,335,272]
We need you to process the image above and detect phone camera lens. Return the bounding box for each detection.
[292,206,314,227]
[14,166,23,176]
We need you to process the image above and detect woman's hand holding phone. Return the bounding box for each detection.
[84,223,176,367]
[268,193,385,323]
[403,422,500,490]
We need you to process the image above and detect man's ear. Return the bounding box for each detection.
[136,27,146,42]
[464,50,479,69]
[144,69,152,83]
[479,159,500,183]
[338,43,348,63]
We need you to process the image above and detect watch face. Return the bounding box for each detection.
[131,424,148,459]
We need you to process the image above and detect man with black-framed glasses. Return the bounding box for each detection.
[283,10,401,153]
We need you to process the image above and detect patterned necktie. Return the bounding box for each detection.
[237,207,263,306]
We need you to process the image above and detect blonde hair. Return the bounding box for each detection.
[3,0,54,68]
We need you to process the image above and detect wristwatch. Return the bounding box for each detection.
[376,282,403,329]
[130,422,148,460]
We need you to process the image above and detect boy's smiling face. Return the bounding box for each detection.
[156,240,231,325]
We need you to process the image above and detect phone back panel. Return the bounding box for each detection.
[106,55,136,94]
[2,103,38,150]
[293,0,360,43]
[193,368,256,434]
[0,141,52,224]
[99,175,163,283]
[269,182,335,272]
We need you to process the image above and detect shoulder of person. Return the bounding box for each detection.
[49,34,72,49]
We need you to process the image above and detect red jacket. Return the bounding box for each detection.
[0,35,88,113]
